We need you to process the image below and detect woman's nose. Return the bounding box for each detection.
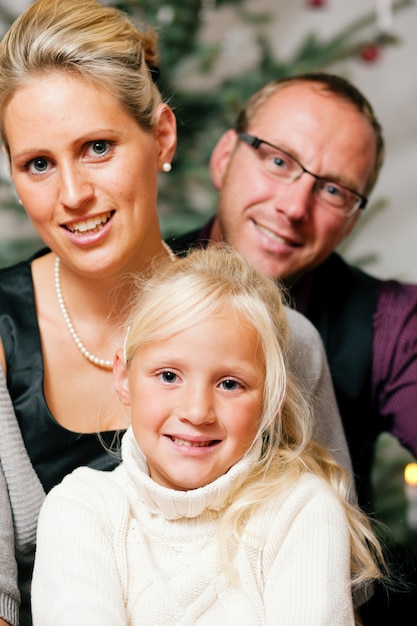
[59,165,95,209]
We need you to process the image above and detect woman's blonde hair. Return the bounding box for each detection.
[0,0,162,153]
[124,243,388,591]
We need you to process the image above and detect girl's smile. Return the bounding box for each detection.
[115,310,265,491]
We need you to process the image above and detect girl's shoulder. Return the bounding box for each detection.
[257,472,345,526]
[41,464,128,520]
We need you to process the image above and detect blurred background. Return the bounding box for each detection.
[0,0,416,559]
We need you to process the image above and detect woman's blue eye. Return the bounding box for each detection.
[92,141,109,155]
[32,158,48,172]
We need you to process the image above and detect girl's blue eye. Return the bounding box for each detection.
[220,379,239,391]
[160,371,177,383]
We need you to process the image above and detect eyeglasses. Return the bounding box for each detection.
[238,132,368,217]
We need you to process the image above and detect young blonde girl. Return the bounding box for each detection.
[32,244,387,625]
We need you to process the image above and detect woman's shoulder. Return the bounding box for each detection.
[0,248,49,301]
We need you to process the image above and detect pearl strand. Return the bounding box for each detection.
[161,240,177,262]
[54,256,114,370]
[54,243,175,370]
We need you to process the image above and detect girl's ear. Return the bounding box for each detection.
[113,348,131,406]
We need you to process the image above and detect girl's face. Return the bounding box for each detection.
[115,311,265,490]
[4,72,176,276]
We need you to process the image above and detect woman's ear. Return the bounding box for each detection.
[155,103,177,169]
[209,129,239,190]
[113,348,131,406]
[2,144,12,178]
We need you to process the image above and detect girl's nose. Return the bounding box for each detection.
[176,387,216,425]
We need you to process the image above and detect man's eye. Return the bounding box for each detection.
[272,154,287,168]
[264,150,292,173]
[323,183,344,198]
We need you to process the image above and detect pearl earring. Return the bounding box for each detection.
[17,198,23,206]
[162,162,172,173]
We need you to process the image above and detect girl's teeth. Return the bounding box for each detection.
[171,437,211,447]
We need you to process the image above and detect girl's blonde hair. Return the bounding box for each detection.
[0,0,162,153]
[124,243,388,591]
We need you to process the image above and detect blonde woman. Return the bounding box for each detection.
[0,1,175,624]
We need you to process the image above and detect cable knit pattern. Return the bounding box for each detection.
[32,428,355,625]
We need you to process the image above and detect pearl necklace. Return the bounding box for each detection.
[54,256,113,369]
[54,242,176,370]
[161,240,177,262]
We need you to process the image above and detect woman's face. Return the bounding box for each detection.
[4,72,176,275]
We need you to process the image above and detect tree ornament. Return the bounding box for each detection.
[359,43,381,62]
[306,0,327,7]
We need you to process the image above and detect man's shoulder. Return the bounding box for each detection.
[318,253,417,313]
[166,219,213,256]
[375,277,417,332]
[316,252,381,288]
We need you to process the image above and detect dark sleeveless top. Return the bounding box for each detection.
[0,249,121,494]
[168,227,381,508]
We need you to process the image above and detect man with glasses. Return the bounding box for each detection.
[169,72,417,623]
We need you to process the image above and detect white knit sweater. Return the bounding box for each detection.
[32,428,355,625]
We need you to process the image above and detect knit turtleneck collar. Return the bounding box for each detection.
[121,427,261,521]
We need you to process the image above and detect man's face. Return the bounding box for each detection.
[210,82,377,285]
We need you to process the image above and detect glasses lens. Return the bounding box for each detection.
[257,143,301,181]
[315,179,360,214]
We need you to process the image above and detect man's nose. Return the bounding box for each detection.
[273,174,314,221]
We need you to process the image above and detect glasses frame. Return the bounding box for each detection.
[237,132,368,216]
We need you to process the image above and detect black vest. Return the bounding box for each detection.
[300,253,382,509]
[168,231,382,508]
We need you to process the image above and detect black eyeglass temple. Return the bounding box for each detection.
[238,132,262,149]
